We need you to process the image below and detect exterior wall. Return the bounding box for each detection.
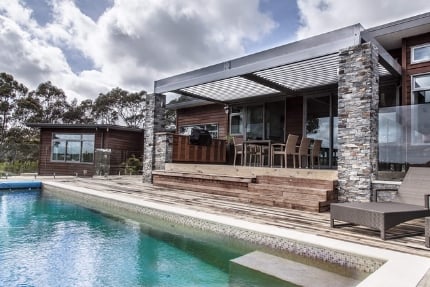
[103,129,144,175]
[37,128,143,176]
[337,42,379,202]
[176,104,228,139]
[401,32,430,105]
[37,128,101,176]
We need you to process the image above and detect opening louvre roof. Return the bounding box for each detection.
[155,24,399,103]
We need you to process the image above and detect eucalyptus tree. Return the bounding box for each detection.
[0,72,28,142]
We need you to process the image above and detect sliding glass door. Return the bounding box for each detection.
[305,94,338,168]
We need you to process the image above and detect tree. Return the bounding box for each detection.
[0,73,28,142]
[14,95,43,126]
[29,81,69,123]
[63,99,95,124]
[117,90,146,128]
[93,91,119,125]
[93,87,146,128]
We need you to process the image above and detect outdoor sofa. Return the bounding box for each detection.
[330,167,430,240]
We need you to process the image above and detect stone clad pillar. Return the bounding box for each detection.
[337,42,379,202]
[143,93,166,183]
[154,132,173,171]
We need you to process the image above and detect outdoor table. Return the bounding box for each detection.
[243,140,273,166]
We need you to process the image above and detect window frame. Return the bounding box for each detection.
[179,123,219,139]
[229,106,244,136]
[411,43,430,64]
[411,73,430,145]
[51,133,95,164]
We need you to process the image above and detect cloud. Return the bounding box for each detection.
[0,0,276,102]
[296,0,430,39]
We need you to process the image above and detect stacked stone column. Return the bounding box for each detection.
[337,42,379,202]
[143,93,166,183]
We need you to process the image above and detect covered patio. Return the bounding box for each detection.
[147,23,402,203]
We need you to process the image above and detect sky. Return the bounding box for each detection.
[0,0,430,103]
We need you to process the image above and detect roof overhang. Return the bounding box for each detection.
[26,123,144,133]
[364,12,430,50]
[155,24,401,104]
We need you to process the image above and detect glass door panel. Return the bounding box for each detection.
[265,101,285,142]
[246,105,264,140]
[306,95,337,168]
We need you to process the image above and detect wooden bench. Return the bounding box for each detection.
[152,170,256,198]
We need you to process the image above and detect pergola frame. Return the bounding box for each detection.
[154,24,401,103]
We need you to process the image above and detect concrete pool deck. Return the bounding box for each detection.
[4,175,430,286]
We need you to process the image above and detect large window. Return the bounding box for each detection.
[179,123,219,139]
[246,105,264,140]
[412,73,430,104]
[411,43,430,64]
[305,94,338,168]
[52,133,95,163]
[412,74,430,144]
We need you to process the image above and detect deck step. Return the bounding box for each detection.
[230,251,359,287]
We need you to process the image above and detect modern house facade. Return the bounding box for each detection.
[145,12,430,203]
[27,123,144,176]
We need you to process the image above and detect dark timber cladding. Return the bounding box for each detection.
[27,124,144,176]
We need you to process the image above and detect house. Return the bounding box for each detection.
[27,123,144,176]
[149,12,430,202]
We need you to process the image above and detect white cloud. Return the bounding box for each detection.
[296,0,430,39]
[0,0,275,101]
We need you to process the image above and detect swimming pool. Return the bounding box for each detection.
[0,190,296,286]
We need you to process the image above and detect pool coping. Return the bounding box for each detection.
[42,180,430,287]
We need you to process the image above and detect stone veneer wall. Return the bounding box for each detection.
[143,93,166,183]
[154,132,173,171]
[337,42,379,202]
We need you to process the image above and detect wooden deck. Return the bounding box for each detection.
[50,175,430,258]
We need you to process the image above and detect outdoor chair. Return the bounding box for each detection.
[309,139,322,169]
[330,167,430,240]
[271,134,299,168]
[232,137,243,166]
[292,137,311,168]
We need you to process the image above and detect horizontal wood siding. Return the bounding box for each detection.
[176,104,228,139]
[172,134,226,163]
[104,130,144,174]
[37,128,143,176]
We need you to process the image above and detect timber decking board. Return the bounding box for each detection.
[53,177,430,257]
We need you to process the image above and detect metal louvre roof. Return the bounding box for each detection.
[155,24,400,103]
[255,53,339,90]
[177,55,391,102]
[182,76,279,102]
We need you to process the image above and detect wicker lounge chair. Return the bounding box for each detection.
[330,167,430,240]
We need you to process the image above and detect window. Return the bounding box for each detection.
[246,105,264,140]
[411,74,430,144]
[229,106,243,135]
[179,124,219,139]
[52,133,95,163]
[411,43,430,64]
[413,74,430,104]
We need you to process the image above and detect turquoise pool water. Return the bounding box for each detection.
[0,190,259,287]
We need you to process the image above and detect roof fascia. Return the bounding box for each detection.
[154,24,362,94]
[364,12,430,37]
